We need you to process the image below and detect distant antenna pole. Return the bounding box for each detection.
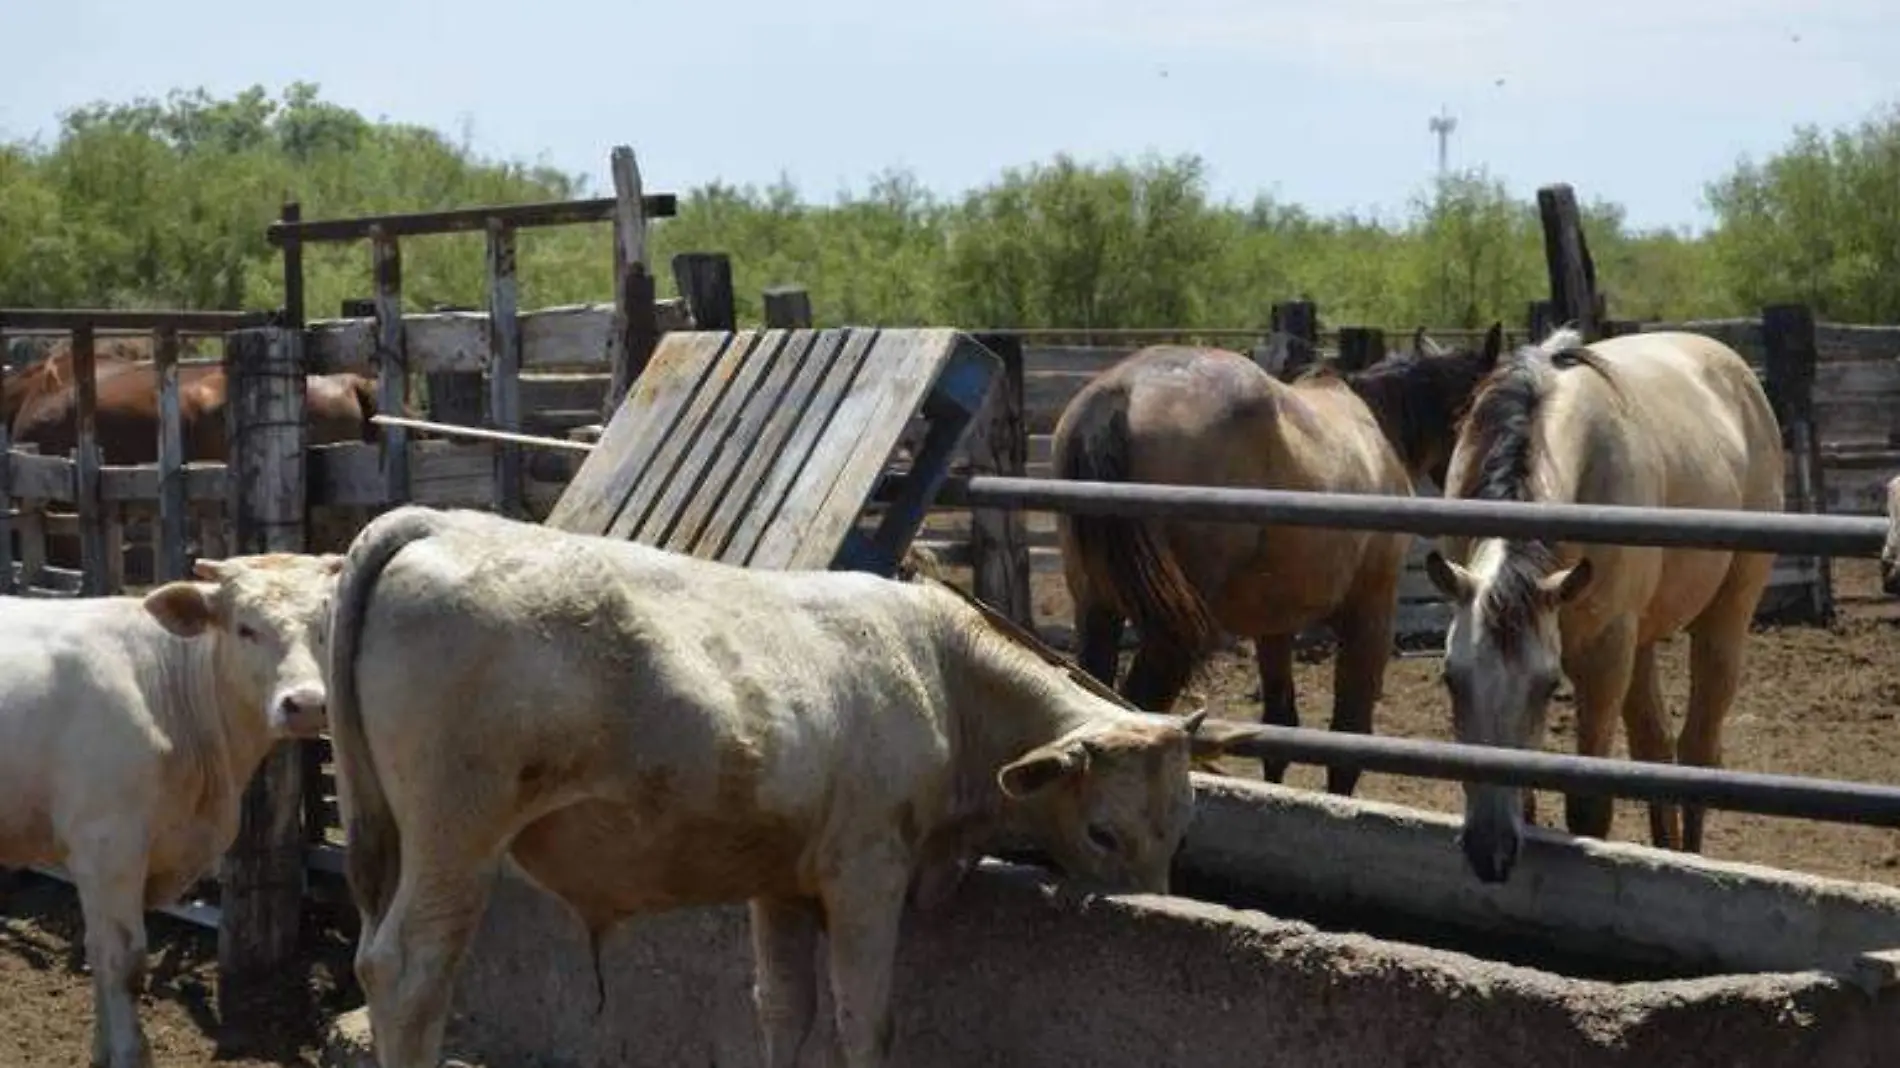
[1428,107,1457,176]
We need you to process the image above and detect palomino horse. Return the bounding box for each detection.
[1424,327,1783,884]
[1054,325,1503,795]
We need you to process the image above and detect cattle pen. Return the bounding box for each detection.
[6,162,1900,1066]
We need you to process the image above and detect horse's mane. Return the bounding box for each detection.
[1447,327,1614,650]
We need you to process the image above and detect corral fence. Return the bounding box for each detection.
[7,169,1900,1015]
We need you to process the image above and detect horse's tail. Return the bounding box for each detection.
[327,505,449,924]
[1057,389,1219,665]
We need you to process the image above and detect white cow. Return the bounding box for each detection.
[0,553,342,1068]
[326,505,1257,1068]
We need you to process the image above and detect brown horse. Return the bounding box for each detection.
[1423,328,1783,884]
[1053,325,1504,796]
[7,351,389,572]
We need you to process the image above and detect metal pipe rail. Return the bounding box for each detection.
[1222,725,1900,829]
[369,415,1898,558]
[926,475,1894,558]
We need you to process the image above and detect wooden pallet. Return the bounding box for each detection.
[547,326,1000,576]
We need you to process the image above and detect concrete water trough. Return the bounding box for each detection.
[329,775,1900,1067]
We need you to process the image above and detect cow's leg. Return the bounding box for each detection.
[750,896,827,1068]
[68,836,153,1068]
[354,853,499,1068]
[821,850,910,1068]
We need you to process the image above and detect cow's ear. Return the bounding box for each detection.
[997,740,1090,801]
[144,581,221,638]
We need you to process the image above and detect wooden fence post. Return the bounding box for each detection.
[1526,300,1555,344]
[217,324,309,1003]
[672,252,737,332]
[1536,184,1601,340]
[0,340,11,595]
[606,146,659,418]
[1762,303,1833,624]
[968,333,1032,628]
[154,326,188,582]
[71,324,109,596]
[1273,300,1320,379]
[763,285,813,329]
[486,220,524,517]
[1336,327,1386,372]
[371,227,410,508]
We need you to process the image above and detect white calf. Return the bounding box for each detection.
[0,553,341,1068]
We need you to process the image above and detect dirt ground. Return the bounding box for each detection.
[4,560,1900,1067]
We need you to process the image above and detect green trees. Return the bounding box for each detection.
[1705,104,1900,322]
[2,83,1894,330]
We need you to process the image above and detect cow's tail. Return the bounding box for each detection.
[327,506,449,925]
[1057,389,1219,668]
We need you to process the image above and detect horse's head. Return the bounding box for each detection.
[1424,544,1593,885]
[1882,474,1900,597]
[1345,322,1503,487]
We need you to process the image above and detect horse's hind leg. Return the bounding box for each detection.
[1679,557,1770,853]
[1621,642,1681,850]
[1075,603,1127,691]
[1325,594,1396,797]
[1253,634,1298,783]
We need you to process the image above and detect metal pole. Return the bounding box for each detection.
[925,476,1892,559]
[370,415,1896,559]
[1222,725,1900,829]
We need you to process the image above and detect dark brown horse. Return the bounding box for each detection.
[1053,325,1503,796]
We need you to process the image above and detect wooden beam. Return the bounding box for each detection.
[217,325,309,1001]
[606,147,660,418]
[671,252,736,332]
[279,201,305,331]
[0,308,274,333]
[264,193,679,245]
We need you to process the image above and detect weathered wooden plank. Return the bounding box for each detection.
[545,332,737,533]
[519,373,609,412]
[770,330,957,571]
[722,330,882,566]
[628,330,792,545]
[487,220,524,517]
[657,330,818,554]
[1024,370,1100,433]
[605,330,766,542]
[690,329,861,561]
[302,300,698,374]
[218,325,308,1000]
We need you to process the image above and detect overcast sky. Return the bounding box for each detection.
[3,0,1894,232]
